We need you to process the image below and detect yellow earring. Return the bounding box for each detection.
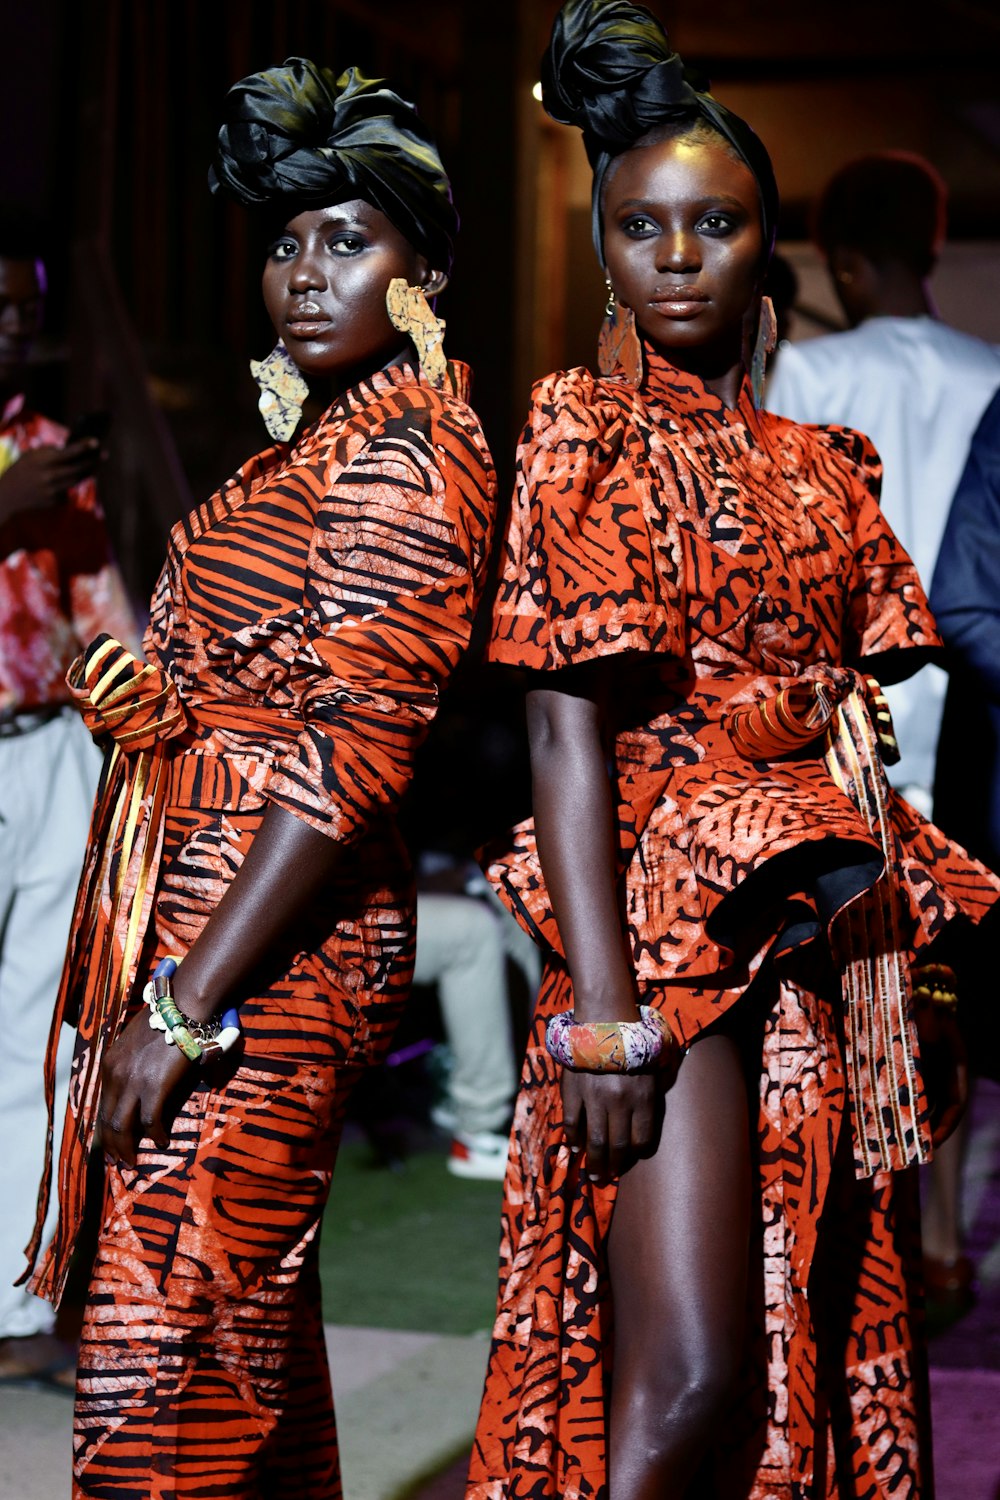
[386,278,451,390]
[249,341,309,443]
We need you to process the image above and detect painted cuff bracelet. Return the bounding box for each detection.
[545,1006,672,1072]
[143,958,242,1063]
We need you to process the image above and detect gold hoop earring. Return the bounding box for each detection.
[249,342,309,443]
[386,278,450,390]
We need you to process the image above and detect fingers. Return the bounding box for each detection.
[53,440,101,487]
[100,1086,139,1169]
[560,1072,660,1183]
[99,1013,187,1167]
[561,1071,585,1152]
[140,1093,171,1152]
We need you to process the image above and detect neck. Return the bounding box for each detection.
[864,264,937,322]
[651,334,746,410]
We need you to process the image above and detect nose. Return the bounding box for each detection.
[287,246,327,294]
[657,230,701,276]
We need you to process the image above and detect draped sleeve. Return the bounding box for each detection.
[265,392,494,841]
[815,424,943,675]
[488,368,686,671]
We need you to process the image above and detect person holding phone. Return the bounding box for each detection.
[0,226,137,1390]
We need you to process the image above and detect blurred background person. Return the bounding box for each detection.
[413,888,518,1181]
[766,150,1000,818]
[927,387,1000,1302]
[0,226,137,1389]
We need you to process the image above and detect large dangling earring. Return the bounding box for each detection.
[597,278,643,386]
[749,294,778,410]
[249,342,309,443]
[386,278,450,390]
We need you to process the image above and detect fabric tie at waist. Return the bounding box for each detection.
[23,634,187,1304]
[732,669,929,1178]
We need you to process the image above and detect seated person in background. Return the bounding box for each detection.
[415,857,540,1181]
[0,226,138,1388]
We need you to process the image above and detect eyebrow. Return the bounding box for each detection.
[278,212,371,235]
[614,195,748,213]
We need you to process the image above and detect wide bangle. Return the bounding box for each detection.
[911,962,959,1012]
[143,957,242,1063]
[545,1005,671,1073]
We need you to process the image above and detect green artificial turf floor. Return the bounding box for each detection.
[317,1132,505,1336]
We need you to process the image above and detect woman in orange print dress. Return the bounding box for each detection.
[21,59,495,1499]
[468,4,996,1498]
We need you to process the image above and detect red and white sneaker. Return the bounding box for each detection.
[448,1129,510,1181]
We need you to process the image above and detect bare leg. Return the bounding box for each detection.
[607,1032,752,1500]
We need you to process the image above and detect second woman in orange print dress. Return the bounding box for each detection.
[468,4,996,1498]
[21,59,495,1500]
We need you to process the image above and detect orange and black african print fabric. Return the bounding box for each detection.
[26,361,494,1499]
[468,350,999,1499]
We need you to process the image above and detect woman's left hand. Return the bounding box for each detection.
[99,1011,192,1167]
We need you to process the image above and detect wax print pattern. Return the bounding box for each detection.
[0,395,136,712]
[467,351,998,1500]
[27,361,494,1500]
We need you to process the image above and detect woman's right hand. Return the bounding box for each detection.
[561,1068,660,1182]
[99,1011,192,1168]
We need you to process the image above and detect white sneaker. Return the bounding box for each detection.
[447,1129,510,1181]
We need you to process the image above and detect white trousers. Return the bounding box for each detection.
[413,892,533,1137]
[0,710,101,1335]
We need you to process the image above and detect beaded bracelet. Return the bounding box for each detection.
[143,957,242,1063]
[545,1006,671,1073]
[911,962,959,1012]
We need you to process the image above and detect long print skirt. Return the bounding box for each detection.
[467,945,930,1500]
[72,796,414,1500]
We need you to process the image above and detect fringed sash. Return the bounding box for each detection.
[732,671,931,1177]
[23,635,185,1304]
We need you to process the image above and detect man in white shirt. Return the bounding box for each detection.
[766,151,1000,814]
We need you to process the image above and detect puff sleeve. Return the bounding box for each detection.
[488,369,686,671]
[265,395,494,842]
[821,425,942,676]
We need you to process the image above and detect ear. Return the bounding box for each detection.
[422,268,449,298]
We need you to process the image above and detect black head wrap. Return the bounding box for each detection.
[541,0,778,260]
[209,58,458,271]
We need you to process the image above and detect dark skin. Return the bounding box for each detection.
[827,244,937,329]
[99,200,448,1167]
[531,134,960,1499]
[0,256,101,532]
[545,136,766,1183]
[528,135,763,1498]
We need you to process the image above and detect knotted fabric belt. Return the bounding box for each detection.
[24,635,186,1303]
[731,669,929,1179]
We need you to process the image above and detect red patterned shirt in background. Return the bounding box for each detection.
[0,394,138,712]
